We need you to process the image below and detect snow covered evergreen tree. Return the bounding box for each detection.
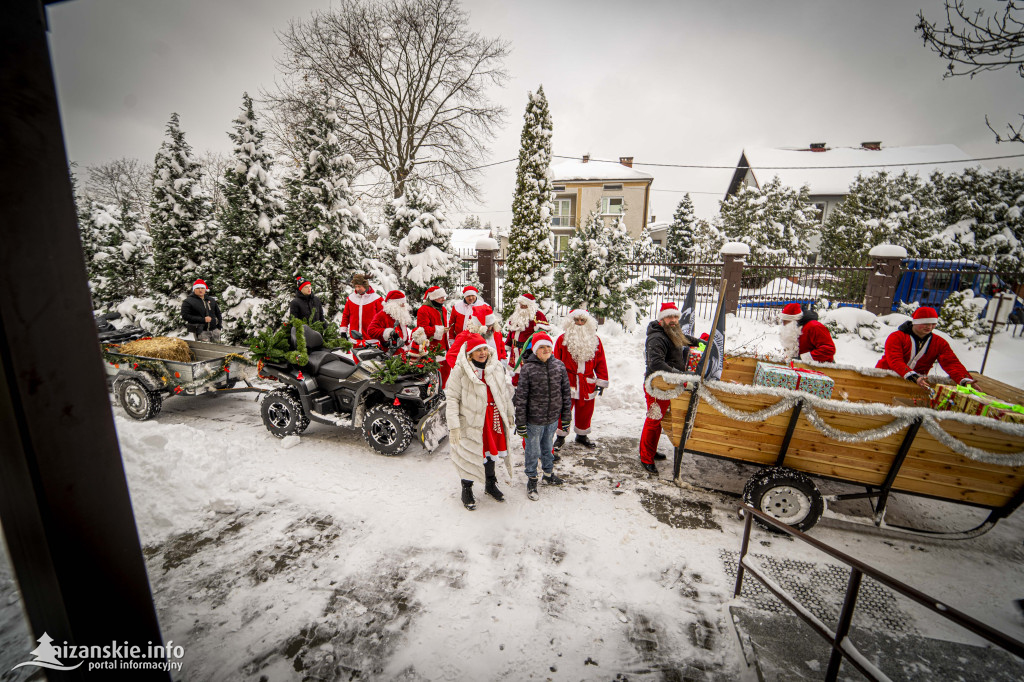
[666,193,698,262]
[503,86,555,319]
[283,100,378,315]
[385,178,460,302]
[211,93,286,298]
[555,211,655,328]
[149,113,213,297]
[91,201,153,309]
[719,177,820,267]
[819,171,941,267]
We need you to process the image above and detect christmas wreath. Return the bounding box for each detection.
[248,315,353,367]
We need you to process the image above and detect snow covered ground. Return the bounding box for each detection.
[2,313,1024,680]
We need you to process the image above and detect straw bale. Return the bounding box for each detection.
[118,337,195,362]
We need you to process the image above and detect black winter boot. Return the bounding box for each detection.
[542,472,564,486]
[484,459,505,502]
[527,477,539,501]
[461,480,476,510]
[553,435,566,451]
[574,434,597,449]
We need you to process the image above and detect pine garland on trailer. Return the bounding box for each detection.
[370,354,440,384]
[247,315,352,366]
[101,345,251,394]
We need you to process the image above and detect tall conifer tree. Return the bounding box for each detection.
[666,193,698,262]
[386,179,460,302]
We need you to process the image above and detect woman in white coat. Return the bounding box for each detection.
[445,333,516,510]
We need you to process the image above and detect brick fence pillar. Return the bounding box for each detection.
[719,242,750,315]
[863,244,908,315]
[475,237,500,309]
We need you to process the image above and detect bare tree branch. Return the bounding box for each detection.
[917,0,1024,142]
[83,157,153,229]
[266,0,509,202]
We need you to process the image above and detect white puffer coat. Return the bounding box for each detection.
[445,347,516,484]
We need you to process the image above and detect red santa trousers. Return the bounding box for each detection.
[557,397,596,437]
[639,388,671,465]
[438,360,451,387]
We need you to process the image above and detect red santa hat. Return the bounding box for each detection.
[531,332,554,351]
[517,292,537,306]
[424,286,447,302]
[568,308,590,320]
[192,279,208,291]
[912,307,939,325]
[657,302,680,320]
[385,290,406,302]
[464,333,489,356]
[462,285,479,299]
[484,310,499,327]
[780,303,803,321]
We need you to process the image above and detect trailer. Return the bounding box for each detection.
[103,340,263,420]
[648,356,1024,538]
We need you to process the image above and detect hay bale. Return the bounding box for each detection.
[118,337,195,362]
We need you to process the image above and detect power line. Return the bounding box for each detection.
[349,157,516,188]
[551,152,1024,170]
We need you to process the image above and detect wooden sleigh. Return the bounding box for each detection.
[649,356,1024,538]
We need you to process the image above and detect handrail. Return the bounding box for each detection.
[734,504,1024,681]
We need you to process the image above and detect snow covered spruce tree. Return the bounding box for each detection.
[555,210,655,328]
[384,178,460,302]
[819,170,941,267]
[718,177,820,268]
[666,193,699,262]
[91,202,153,310]
[283,100,379,316]
[211,93,286,298]
[503,86,555,319]
[149,113,214,299]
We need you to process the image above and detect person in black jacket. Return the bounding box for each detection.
[181,278,223,342]
[513,332,571,500]
[639,303,700,474]
[289,276,325,323]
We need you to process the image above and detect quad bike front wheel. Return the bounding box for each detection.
[362,404,414,455]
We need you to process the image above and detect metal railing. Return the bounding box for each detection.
[737,263,873,320]
[734,504,1024,681]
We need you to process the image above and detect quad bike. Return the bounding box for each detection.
[257,326,446,455]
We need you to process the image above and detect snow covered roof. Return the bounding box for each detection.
[450,229,492,250]
[551,159,653,182]
[735,144,980,196]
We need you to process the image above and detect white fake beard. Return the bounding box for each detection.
[562,320,598,363]
[383,299,412,328]
[779,322,800,359]
[505,302,536,333]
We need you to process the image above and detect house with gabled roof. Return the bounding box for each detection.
[549,155,653,251]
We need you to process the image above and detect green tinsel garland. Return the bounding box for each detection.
[371,354,441,384]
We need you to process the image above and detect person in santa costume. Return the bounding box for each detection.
[416,286,450,382]
[779,302,836,363]
[445,333,515,510]
[876,306,974,389]
[367,290,415,349]
[640,302,701,475]
[448,285,489,343]
[444,306,506,377]
[504,291,550,385]
[339,273,382,341]
[553,308,608,451]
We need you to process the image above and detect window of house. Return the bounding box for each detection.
[551,198,573,227]
[552,185,565,192]
[813,203,826,223]
[601,196,624,215]
[554,233,572,253]
[603,183,623,191]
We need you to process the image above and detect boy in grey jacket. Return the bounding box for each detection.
[513,332,572,500]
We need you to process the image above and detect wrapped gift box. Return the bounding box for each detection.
[931,384,1024,425]
[754,362,835,399]
[687,350,701,373]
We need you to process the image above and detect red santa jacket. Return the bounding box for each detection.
[448,299,490,342]
[446,329,507,368]
[554,334,609,401]
[416,301,449,356]
[505,310,550,348]
[798,319,836,363]
[367,308,411,347]
[876,321,971,384]
[340,288,383,338]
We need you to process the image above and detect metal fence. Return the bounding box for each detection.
[737,264,873,320]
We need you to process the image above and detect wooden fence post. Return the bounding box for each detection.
[719,242,750,315]
[864,244,908,315]
[475,237,499,309]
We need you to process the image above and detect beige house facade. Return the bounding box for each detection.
[549,155,653,251]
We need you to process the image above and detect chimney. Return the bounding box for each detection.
[619,156,634,168]
[582,154,590,163]
[861,141,882,150]
[809,142,827,152]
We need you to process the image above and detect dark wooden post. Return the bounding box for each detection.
[0,1,169,677]
[719,242,749,315]
[476,237,499,310]
[863,244,907,315]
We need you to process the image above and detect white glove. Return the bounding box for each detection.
[799,352,813,363]
[433,327,445,340]
[449,427,462,446]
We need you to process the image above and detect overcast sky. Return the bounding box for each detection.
[47,0,1024,223]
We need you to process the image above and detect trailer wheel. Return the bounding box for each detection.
[743,467,824,533]
[117,378,163,421]
[261,389,310,438]
[362,404,413,456]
